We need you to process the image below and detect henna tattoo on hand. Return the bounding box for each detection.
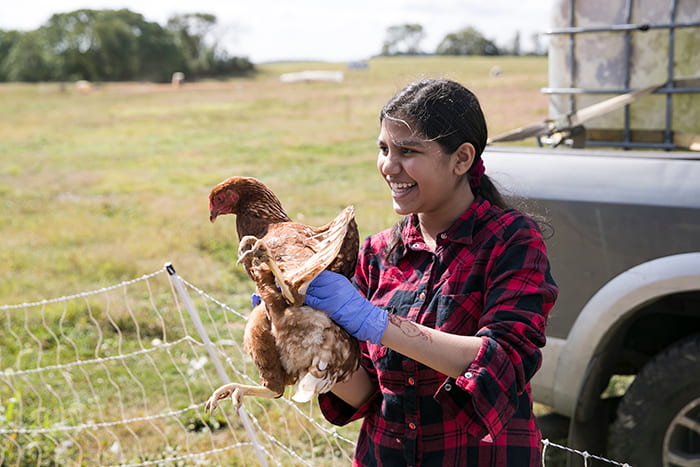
[388,314,433,343]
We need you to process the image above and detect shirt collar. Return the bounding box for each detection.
[401,196,492,252]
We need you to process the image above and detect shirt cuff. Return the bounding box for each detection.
[434,336,518,439]
[318,388,381,426]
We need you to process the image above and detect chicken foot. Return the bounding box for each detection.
[205,382,281,413]
[237,236,297,305]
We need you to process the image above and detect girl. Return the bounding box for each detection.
[304,79,558,466]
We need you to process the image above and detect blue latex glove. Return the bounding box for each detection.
[304,270,388,344]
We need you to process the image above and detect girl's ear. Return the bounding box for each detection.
[453,142,476,176]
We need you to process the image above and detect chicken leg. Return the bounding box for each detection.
[238,236,297,305]
[238,234,340,307]
[205,382,281,413]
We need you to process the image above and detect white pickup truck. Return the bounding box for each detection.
[486,145,700,466]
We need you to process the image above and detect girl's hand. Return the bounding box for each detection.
[304,270,388,344]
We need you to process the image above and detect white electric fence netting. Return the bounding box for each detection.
[0,264,631,466]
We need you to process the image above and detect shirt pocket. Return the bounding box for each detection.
[436,293,482,333]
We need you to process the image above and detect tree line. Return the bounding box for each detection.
[0,9,254,83]
[0,10,544,83]
[380,23,546,57]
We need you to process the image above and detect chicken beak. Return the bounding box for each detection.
[210,212,217,223]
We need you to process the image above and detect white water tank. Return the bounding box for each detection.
[547,0,700,149]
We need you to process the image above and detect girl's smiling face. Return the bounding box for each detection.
[376,118,475,235]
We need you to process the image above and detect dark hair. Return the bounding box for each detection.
[380,79,510,263]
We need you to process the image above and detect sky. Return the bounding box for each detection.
[0,0,558,63]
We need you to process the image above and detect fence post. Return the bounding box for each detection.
[165,262,268,467]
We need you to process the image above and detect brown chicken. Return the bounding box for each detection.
[204,176,361,412]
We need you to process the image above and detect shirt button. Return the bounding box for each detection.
[419,292,425,300]
[444,383,452,391]
[408,423,416,430]
[464,371,474,379]
[440,233,447,239]
[408,377,415,386]
[395,438,402,444]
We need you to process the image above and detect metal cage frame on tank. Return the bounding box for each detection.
[545,0,700,150]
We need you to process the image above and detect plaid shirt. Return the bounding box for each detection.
[319,196,558,466]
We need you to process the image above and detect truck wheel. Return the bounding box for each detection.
[609,334,700,466]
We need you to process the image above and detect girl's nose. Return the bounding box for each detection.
[379,150,400,175]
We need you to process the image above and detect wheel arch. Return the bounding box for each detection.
[551,252,700,419]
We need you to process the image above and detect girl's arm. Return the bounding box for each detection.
[380,314,481,379]
[328,317,480,408]
[329,366,375,408]
[305,270,482,380]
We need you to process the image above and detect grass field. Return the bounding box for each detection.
[0,56,554,464]
[0,55,548,307]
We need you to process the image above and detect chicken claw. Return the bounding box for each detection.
[205,383,243,413]
[237,236,260,266]
[237,236,296,305]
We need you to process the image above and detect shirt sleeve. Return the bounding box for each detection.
[318,345,382,425]
[434,217,558,439]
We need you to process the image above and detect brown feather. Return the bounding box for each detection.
[206,176,361,408]
[243,304,290,394]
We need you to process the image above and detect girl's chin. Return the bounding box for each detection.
[391,200,414,216]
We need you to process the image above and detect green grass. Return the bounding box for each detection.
[0,56,550,464]
[0,56,548,305]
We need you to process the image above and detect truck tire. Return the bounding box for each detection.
[609,334,700,467]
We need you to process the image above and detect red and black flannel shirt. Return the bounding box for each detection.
[319,196,558,466]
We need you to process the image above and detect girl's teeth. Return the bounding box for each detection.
[391,182,415,191]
